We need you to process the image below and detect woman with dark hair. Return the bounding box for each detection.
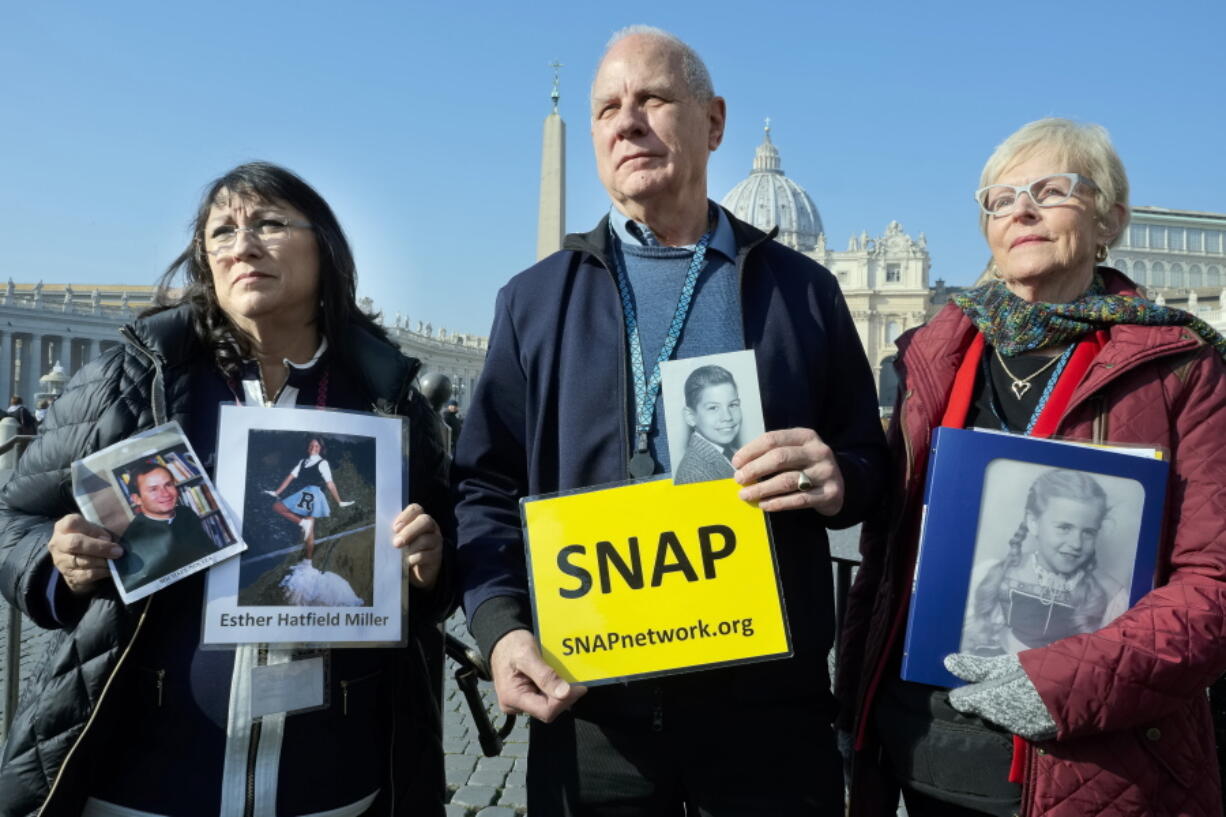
[0,162,454,816]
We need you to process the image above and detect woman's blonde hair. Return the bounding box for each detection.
[978,118,1130,246]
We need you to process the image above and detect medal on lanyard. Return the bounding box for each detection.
[610,222,712,479]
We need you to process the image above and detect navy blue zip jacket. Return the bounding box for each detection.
[454,209,887,706]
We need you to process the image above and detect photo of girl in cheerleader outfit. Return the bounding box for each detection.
[265,435,363,606]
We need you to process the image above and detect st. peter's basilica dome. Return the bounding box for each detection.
[721,122,823,252]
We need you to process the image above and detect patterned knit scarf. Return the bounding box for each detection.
[952,270,1226,359]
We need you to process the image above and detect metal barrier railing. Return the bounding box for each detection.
[832,555,857,670]
[1,419,35,735]
[444,633,517,756]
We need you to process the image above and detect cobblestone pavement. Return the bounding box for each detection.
[442,612,531,817]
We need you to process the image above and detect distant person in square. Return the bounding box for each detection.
[114,460,217,590]
[442,399,463,454]
[673,364,742,484]
[962,469,1123,656]
[6,396,38,436]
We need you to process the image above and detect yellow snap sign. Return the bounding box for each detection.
[522,477,791,685]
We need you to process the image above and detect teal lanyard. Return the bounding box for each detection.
[609,222,712,477]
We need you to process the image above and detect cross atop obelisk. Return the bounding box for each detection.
[549,60,563,113]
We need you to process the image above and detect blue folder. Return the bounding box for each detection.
[901,427,1169,688]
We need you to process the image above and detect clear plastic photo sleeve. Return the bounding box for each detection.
[71,421,246,605]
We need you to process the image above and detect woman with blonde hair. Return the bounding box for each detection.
[837,118,1226,816]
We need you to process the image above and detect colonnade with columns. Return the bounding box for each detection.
[0,292,489,411]
[0,306,127,404]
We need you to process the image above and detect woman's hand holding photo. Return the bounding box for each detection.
[392,503,442,589]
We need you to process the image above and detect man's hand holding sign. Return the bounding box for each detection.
[498,350,840,718]
[490,629,586,721]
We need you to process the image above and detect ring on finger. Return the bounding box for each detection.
[72,554,84,569]
[796,471,814,492]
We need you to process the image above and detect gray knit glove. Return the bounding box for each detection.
[944,653,1058,742]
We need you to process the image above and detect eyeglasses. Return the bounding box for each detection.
[974,173,1098,216]
[202,218,311,255]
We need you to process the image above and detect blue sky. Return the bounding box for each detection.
[2,1,1223,337]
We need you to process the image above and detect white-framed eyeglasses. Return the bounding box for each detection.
[974,173,1098,216]
[202,218,311,256]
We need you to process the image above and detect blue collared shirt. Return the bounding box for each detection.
[608,201,738,261]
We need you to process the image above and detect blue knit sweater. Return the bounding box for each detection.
[611,204,743,471]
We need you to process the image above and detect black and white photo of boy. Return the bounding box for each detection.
[661,349,765,486]
[674,365,743,484]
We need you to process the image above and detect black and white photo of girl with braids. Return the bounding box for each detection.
[961,468,1130,656]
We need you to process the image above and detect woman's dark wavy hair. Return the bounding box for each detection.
[148,161,388,378]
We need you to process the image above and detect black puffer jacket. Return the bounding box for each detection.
[0,305,454,817]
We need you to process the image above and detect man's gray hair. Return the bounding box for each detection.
[594,25,714,104]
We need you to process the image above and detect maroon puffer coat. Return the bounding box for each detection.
[836,272,1226,817]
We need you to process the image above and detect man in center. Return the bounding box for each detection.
[455,26,887,814]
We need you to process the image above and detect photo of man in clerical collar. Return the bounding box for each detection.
[114,460,219,591]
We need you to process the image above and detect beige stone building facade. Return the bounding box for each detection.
[1108,206,1226,331]
[721,124,941,406]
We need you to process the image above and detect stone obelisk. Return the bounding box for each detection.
[536,62,566,260]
